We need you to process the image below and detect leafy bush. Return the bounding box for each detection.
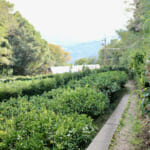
[0,78,57,101]
[67,71,128,96]
[0,70,129,149]
[0,69,128,102]
[4,87,107,119]
[46,87,108,118]
[129,51,146,76]
[0,68,91,101]
[139,88,150,118]
[0,110,96,150]
[42,88,65,99]
[0,94,97,150]
[0,74,54,83]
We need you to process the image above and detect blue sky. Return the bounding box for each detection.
[9,0,133,45]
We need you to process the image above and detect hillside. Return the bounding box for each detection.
[62,40,102,63]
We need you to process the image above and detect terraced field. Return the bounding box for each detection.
[0,69,128,150]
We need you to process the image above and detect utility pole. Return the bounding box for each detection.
[102,36,107,65]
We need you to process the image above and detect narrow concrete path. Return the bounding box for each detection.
[109,82,137,150]
[87,81,134,150]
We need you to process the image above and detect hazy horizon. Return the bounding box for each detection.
[8,0,133,46]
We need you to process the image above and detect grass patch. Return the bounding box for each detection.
[109,89,150,150]
[94,87,128,130]
[130,117,150,150]
[130,118,143,145]
[108,88,133,150]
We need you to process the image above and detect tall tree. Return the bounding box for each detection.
[49,44,71,66]
[0,0,14,74]
[0,0,14,37]
[0,0,72,75]
[75,57,97,65]
[7,12,52,75]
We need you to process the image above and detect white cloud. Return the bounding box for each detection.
[9,0,133,45]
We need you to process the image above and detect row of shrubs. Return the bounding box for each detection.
[0,67,92,101]
[0,66,128,101]
[0,71,128,149]
[0,74,54,83]
[66,71,128,100]
[0,65,128,83]
[0,109,96,150]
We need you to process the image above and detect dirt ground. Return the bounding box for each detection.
[109,81,138,150]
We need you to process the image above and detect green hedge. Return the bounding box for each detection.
[0,74,54,83]
[0,88,107,149]
[0,109,96,150]
[0,87,100,150]
[0,88,108,118]
[67,71,128,96]
[0,65,128,83]
[0,78,57,101]
[0,67,128,101]
[0,70,128,149]
[0,69,91,101]
[35,87,108,118]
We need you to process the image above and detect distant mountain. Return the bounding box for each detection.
[61,40,102,63]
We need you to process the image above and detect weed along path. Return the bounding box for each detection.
[87,81,135,150]
[109,81,139,150]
